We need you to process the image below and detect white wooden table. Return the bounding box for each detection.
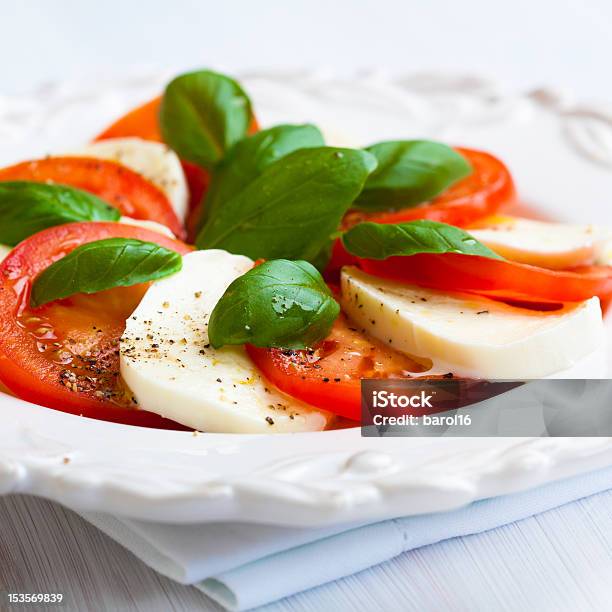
[1,491,611,611]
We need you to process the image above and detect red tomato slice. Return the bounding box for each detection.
[0,222,192,428]
[0,156,186,240]
[248,312,524,421]
[183,162,210,240]
[359,253,612,304]
[95,96,259,234]
[343,148,516,229]
[247,313,432,421]
[96,96,164,142]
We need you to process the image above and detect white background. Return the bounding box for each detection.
[1,0,611,100]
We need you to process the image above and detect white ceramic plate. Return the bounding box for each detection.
[0,71,611,526]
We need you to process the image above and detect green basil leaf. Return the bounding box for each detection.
[159,69,253,169]
[342,220,502,260]
[208,259,339,349]
[0,181,120,246]
[197,147,377,262]
[200,123,325,227]
[354,140,472,211]
[30,238,182,308]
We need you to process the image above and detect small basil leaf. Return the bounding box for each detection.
[197,147,377,262]
[159,69,253,169]
[200,123,325,227]
[208,259,339,350]
[342,220,502,260]
[354,140,472,211]
[0,181,120,246]
[31,238,182,308]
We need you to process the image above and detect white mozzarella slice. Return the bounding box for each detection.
[120,250,331,433]
[469,216,603,269]
[341,266,603,379]
[118,216,175,238]
[68,137,189,221]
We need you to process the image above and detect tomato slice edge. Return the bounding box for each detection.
[0,221,191,428]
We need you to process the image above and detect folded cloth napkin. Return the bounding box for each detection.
[82,465,612,611]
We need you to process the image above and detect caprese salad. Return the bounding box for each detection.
[0,69,610,433]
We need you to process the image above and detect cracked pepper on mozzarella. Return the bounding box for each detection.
[68,137,189,221]
[340,266,603,379]
[120,250,332,433]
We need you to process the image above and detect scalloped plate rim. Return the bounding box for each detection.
[0,70,611,526]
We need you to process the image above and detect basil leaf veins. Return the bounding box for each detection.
[208,259,339,350]
[354,140,472,211]
[159,69,253,169]
[199,123,325,227]
[196,147,377,262]
[30,238,182,308]
[0,181,119,246]
[342,220,502,260]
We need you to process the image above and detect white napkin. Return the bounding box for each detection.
[82,465,612,611]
